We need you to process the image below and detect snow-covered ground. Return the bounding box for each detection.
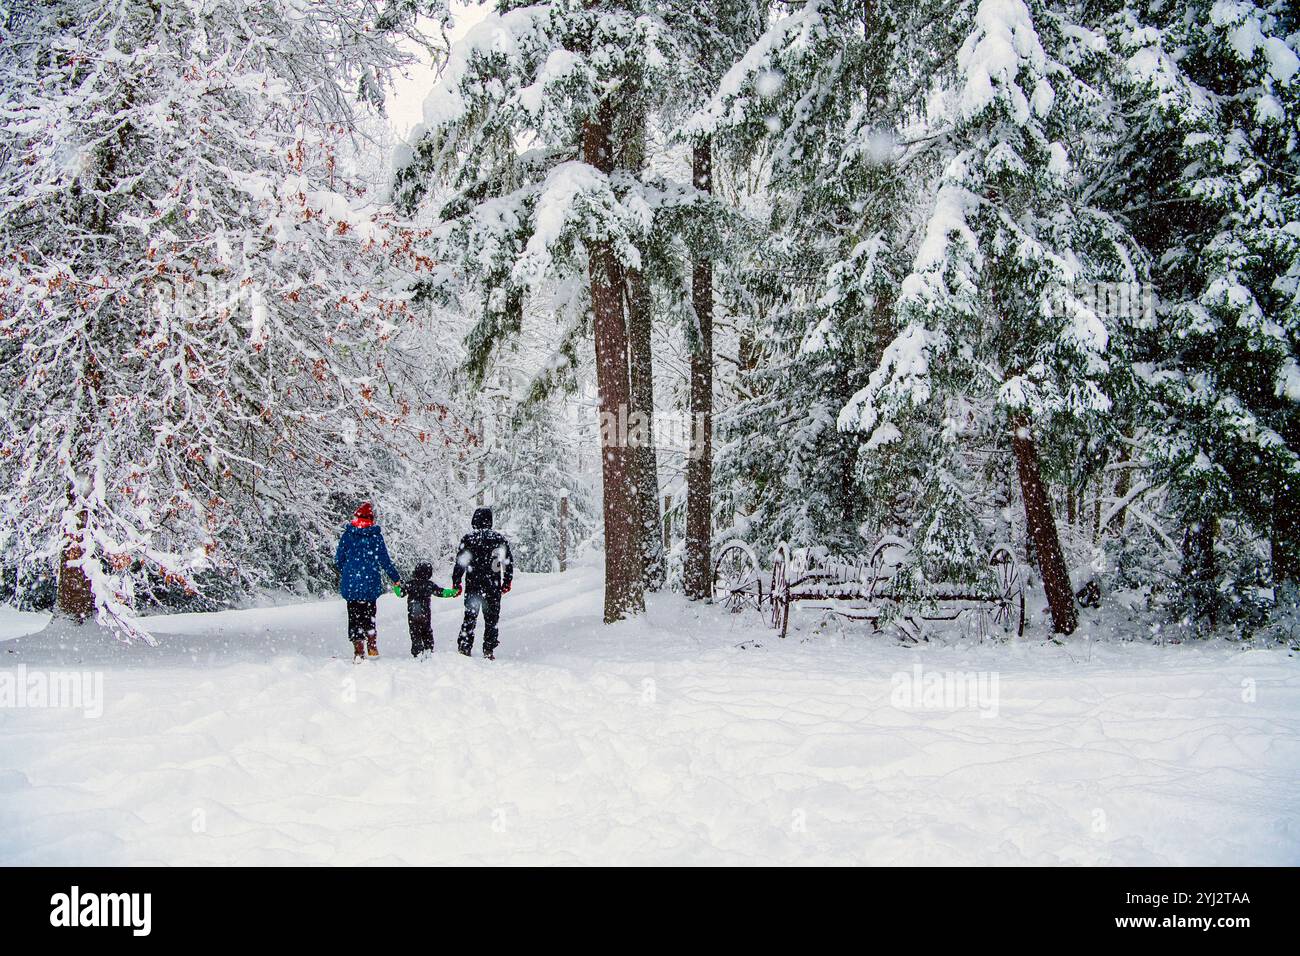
[2,565,1297,865]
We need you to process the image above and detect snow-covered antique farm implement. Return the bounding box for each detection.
[712,538,1026,640]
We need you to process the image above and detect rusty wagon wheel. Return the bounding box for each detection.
[989,546,1024,635]
[768,542,791,628]
[867,537,910,598]
[712,541,762,614]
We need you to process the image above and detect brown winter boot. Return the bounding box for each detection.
[367,638,379,658]
[352,640,366,662]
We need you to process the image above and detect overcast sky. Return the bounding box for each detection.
[387,2,493,140]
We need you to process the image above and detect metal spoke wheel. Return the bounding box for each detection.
[989,547,1024,635]
[712,541,762,614]
[867,538,910,599]
[768,543,790,628]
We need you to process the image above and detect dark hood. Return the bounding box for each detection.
[413,563,433,580]
[471,507,493,530]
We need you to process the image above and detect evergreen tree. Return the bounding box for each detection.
[393,0,707,621]
[1101,0,1299,622]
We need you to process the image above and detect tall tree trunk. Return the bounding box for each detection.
[1271,456,1299,593]
[583,100,644,622]
[1011,419,1077,634]
[57,348,100,624]
[57,512,95,623]
[1182,515,1220,628]
[626,266,664,590]
[684,138,714,601]
[1092,476,1102,542]
[1272,503,1299,592]
[616,86,663,591]
[662,494,672,555]
[1113,452,1132,534]
[558,493,568,573]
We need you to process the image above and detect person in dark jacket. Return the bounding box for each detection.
[450,507,514,659]
[405,562,455,658]
[335,501,402,660]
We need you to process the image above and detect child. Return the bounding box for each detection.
[404,563,455,658]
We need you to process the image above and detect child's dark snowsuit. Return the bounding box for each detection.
[405,563,445,657]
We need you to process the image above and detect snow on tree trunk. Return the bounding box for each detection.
[685,138,715,602]
[56,523,95,623]
[1011,419,1077,635]
[584,100,645,622]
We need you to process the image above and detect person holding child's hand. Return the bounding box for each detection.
[335,501,401,662]
[451,507,514,660]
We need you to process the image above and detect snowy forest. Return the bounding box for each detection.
[1,0,1297,643]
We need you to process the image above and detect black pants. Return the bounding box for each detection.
[458,591,500,655]
[346,600,376,649]
[409,614,434,657]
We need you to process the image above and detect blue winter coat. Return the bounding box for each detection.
[335,524,401,601]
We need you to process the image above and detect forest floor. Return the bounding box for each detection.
[1,562,1298,865]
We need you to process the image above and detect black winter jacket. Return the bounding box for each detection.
[406,563,446,621]
[451,507,514,595]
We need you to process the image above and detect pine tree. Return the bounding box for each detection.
[1100,0,1300,620]
[393,0,719,621]
[839,0,1148,634]
[696,0,1143,633]
[687,0,919,558]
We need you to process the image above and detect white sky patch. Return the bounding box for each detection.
[387,2,494,140]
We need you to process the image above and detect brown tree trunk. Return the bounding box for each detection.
[558,493,569,573]
[1011,419,1077,634]
[1092,477,1102,542]
[57,514,95,623]
[584,100,644,622]
[1113,455,1132,534]
[626,267,664,590]
[684,138,714,601]
[57,349,101,624]
[1272,464,1299,592]
[1182,515,1220,627]
[615,85,663,591]
[662,494,672,554]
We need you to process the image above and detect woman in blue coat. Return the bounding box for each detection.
[336,501,402,660]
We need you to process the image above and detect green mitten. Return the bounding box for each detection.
[392,583,403,598]
[440,587,457,598]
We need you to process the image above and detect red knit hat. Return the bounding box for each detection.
[351,502,375,528]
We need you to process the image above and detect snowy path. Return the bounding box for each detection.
[1,566,1298,865]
